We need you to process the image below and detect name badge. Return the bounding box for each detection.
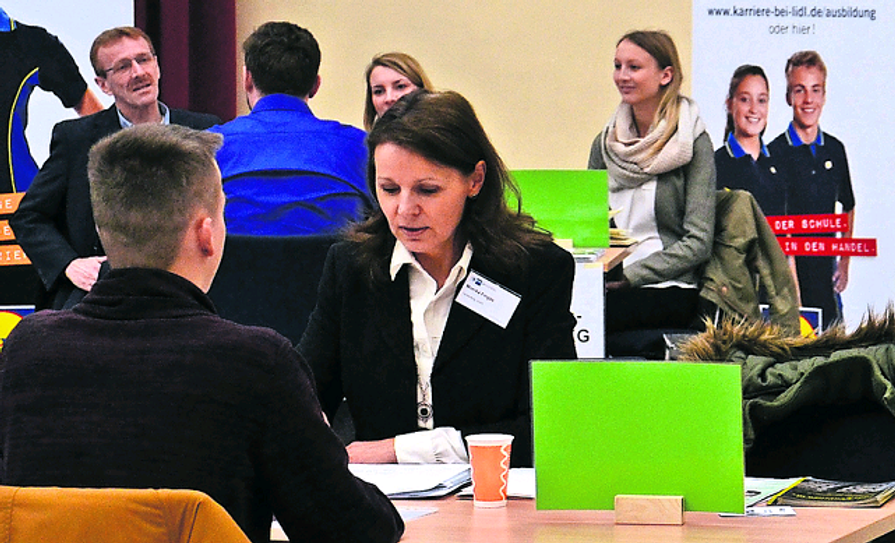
[456,270,521,329]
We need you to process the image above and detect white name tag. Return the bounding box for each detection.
[456,270,521,329]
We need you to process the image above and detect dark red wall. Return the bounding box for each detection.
[134,0,236,122]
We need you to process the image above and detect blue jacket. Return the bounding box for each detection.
[210,94,371,235]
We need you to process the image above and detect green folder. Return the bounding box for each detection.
[531,360,745,513]
[509,170,609,248]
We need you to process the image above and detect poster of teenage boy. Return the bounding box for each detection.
[693,1,885,328]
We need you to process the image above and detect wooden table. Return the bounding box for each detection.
[391,496,895,543]
[597,246,631,272]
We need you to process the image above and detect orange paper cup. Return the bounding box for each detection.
[465,433,514,508]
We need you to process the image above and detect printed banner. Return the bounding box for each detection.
[0,221,14,242]
[0,305,34,351]
[2,2,129,170]
[778,237,877,257]
[0,193,24,216]
[0,2,130,305]
[767,213,849,234]
[693,0,890,324]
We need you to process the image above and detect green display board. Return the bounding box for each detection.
[509,170,609,248]
[531,360,745,513]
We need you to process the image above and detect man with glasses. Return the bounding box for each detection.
[11,26,219,310]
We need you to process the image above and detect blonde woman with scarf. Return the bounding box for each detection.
[588,30,715,342]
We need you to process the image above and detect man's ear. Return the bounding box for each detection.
[308,75,321,99]
[243,66,254,95]
[196,216,216,258]
[95,76,113,97]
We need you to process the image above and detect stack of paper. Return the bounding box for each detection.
[349,464,471,499]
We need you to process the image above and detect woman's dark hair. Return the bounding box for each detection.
[724,64,769,139]
[349,89,553,284]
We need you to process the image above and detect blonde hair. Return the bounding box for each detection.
[363,52,433,131]
[618,30,683,155]
[89,125,223,269]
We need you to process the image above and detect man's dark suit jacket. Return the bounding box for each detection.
[299,240,578,467]
[10,105,220,309]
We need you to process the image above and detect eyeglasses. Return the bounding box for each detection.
[102,53,156,78]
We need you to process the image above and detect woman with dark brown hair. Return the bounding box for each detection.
[300,90,576,467]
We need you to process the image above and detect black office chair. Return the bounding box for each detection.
[207,234,338,345]
[208,233,358,444]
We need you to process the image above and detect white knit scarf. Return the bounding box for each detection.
[601,96,707,190]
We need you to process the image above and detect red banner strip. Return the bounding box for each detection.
[767,213,850,234]
[778,237,877,257]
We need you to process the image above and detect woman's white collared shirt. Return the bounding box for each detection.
[387,241,473,464]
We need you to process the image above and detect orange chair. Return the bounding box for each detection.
[0,486,250,543]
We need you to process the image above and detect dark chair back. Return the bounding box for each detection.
[208,234,339,345]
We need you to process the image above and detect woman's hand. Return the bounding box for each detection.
[347,438,398,463]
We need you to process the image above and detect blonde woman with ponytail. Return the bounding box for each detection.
[588,30,715,343]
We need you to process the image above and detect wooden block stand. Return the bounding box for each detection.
[614,495,684,525]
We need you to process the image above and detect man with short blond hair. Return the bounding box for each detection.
[769,49,855,327]
[11,26,219,310]
[1,124,404,543]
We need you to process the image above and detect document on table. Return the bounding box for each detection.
[458,472,795,505]
[715,477,803,518]
[349,463,471,498]
[745,476,804,507]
